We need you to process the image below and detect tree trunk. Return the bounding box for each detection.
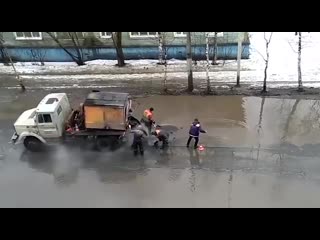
[205,33,211,93]
[298,32,303,91]
[69,32,85,66]
[112,32,125,67]
[186,32,194,92]
[212,32,218,65]
[163,47,168,92]
[163,54,168,92]
[158,32,164,65]
[262,33,272,93]
[236,33,242,87]
[263,60,268,92]
[5,48,25,91]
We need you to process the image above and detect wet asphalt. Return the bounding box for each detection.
[1,88,320,207]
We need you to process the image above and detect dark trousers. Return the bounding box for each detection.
[132,140,144,155]
[154,138,169,149]
[145,121,153,133]
[187,136,199,148]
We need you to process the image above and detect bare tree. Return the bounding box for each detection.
[186,32,194,92]
[163,47,168,92]
[158,32,165,65]
[212,32,219,65]
[236,32,242,87]
[162,34,169,92]
[155,33,174,92]
[288,32,310,91]
[282,99,301,141]
[261,32,273,93]
[296,32,303,91]
[0,32,25,91]
[46,32,85,66]
[205,32,211,93]
[111,32,125,67]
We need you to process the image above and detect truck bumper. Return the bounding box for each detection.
[11,132,19,144]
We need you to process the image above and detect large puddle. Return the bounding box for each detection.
[132,95,320,148]
[1,91,320,207]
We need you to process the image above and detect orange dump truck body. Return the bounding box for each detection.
[83,92,131,131]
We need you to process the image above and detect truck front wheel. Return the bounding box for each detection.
[24,137,44,152]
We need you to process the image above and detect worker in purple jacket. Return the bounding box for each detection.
[187,119,206,149]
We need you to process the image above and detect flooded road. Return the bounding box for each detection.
[1,89,320,207]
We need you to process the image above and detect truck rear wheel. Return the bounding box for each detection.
[24,137,44,152]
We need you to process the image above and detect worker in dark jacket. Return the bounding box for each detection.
[128,109,140,129]
[152,126,169,149]
[187,119,206,149]
[131,125,148,156]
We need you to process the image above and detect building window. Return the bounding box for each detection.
[15,32,42,40]
[129,32,157,38]
[208,32,224,37]
[174,32,187,37]
[55,32,84,39]
[173,32,223,38]
[100,32,112,38]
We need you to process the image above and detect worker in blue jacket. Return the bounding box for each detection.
[187,118,206,149]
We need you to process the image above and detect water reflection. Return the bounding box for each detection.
[188,148,201,168]
[0,145,5,161]
[7,94,320,191]
[19,147,148,185]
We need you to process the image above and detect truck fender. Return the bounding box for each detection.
[16,132,47,145]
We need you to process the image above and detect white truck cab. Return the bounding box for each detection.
[12,93,72,151]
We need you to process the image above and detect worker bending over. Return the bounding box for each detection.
[131,125,148,156]
[152,126,169,149]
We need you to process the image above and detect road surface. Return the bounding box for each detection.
[1,88,320,207]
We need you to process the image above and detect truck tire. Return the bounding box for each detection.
[24,137,43,152]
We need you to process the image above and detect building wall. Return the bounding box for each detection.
[0,32,250,61]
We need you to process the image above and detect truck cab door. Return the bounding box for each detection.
[37,113,59,138]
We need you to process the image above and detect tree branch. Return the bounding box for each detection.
[46,32,83,65]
